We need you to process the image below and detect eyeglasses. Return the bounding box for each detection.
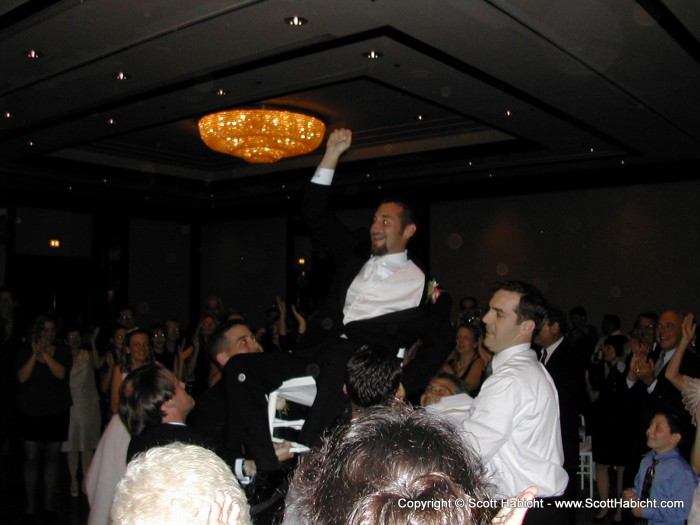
[424,383,456,397]
[655,322,679,331]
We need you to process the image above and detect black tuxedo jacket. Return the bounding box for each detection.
[297,181,453,395]
[542,339,587,498]
[126,422,212,463]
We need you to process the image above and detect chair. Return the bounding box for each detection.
[267,375,317,453]
[577,413,595,499]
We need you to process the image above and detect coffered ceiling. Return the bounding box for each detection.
[1,0,699,212]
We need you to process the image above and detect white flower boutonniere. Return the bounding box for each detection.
[426,279,443,305]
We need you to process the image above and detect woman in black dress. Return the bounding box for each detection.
[16,314,72,518]
[585,334,630,523]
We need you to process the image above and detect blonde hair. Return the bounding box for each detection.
[111,443,250,525]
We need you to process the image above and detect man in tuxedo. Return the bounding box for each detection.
[222,128,453,506]
[119,364,211,463]
[534,306,586,522]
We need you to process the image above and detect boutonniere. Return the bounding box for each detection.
[426,279,443,304]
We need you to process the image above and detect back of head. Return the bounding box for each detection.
[111,442,250,525]
[119,364,174,436]
[345,345,401,410]
[348,472,476,525]
[604,334,629,357]
[286,402,495,525]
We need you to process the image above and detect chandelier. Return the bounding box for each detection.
[198,109,326,163]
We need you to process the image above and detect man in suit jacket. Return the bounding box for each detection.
[222,129,453,506]
[626,310,700,464]
[534,306,587,523]
[118,364,211,463]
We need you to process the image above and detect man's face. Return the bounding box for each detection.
[656,311,682,351]
[167,370,195,417]
[636,316,657,347]
[118,308,135,329]
[534,320,557,348]
[482,290,527,354]
[223,324,263,360]
[369,202,415,256]
[420,378,458,406]
[165,321,180,342]
[646,414,680,454]
[127,333,151,364]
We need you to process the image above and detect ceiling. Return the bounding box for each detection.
[1,0,699,214]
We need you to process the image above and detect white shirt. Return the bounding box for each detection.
[541,336,564,365]
[343,252,424,324]
[311,166,425,325]
[458,343,568,498]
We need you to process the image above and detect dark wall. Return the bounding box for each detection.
[200,216,287,330]
[128,218,191,330]
[431,179,700,330]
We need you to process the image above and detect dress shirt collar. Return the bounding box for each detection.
[491,343,533,373]
[368,250,409,271]
[542,337,564,362]
[650,447,679,462]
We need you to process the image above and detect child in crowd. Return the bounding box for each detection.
[622,411,697,525]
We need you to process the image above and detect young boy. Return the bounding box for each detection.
[622,411,698,524]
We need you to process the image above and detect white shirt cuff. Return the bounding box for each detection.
[311,167,335,185]
[234,459,251,483]
[646,379,657,394]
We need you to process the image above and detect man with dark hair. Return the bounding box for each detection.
[223,129,453,506]
[534,305,586,521]
[457,281,568,525]
[344,345,403,418]
[284,402,537,525]
[199,319,292,501]
[119,364,209,462]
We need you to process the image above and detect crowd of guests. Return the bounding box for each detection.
[2,126,699,525]
[4,283,699,525]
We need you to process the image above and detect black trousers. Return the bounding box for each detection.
[223,338,359,472]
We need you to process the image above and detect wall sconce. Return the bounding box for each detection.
[49,239,60,248]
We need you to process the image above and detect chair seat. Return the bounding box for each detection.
[267,376,317,451]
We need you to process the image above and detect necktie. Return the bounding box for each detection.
[654,350,666,377]
[636,457,659,525]
[540,348,548,364]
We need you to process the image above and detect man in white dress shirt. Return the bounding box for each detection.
[458,281,568,525]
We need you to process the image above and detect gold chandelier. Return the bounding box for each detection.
[198,109,326,163]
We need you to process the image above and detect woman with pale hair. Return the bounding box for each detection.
[111,442,250,525]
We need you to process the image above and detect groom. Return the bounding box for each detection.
[221,128,453,505]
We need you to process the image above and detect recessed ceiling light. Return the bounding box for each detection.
[416,114,424,121]
[285,16,307,26]
[216,88,229,96]
[364,50,383,59]
[27,140,34,146]
[3,111,11,119]
[107,118,116,125]
[115,71,130,80]
[25,49,42,59]
[504,110,512,116]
